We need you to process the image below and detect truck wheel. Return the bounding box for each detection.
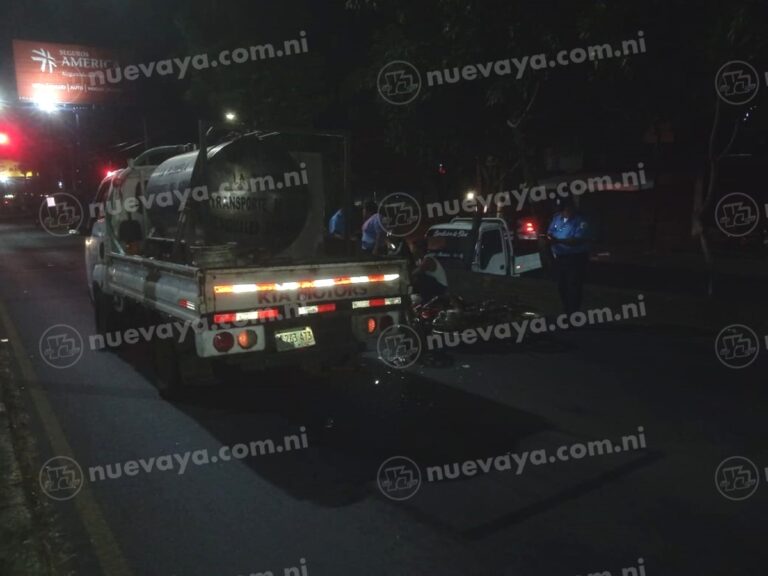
[152,340,180,399]
[93,286,121,342]
[210,360,242,383]
[150,315,195,401]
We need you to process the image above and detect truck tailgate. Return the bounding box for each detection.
[204,259,410,314]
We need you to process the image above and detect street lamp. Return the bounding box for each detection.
[224,111,236,122]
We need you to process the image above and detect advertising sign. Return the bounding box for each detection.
[13,40,128,106]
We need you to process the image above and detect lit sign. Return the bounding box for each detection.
[13,40,129,105]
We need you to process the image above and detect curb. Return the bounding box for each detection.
[0,358,50,575]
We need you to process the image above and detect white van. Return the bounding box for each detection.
[426,217,543,276]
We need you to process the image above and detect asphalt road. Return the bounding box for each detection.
[0,221,765,576]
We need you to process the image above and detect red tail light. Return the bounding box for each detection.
[518,219,538,239]
[522,220,536,232]
[213,332,234,352]
[366,317,377,334]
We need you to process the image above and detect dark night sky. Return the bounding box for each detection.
[2,0,768,197]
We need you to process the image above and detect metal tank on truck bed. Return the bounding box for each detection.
[85,125,411,400]
[142,133,322,267]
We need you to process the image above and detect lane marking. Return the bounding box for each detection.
[0,297,134,576]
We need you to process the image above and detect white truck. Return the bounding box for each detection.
[84,129,410,398]
[425,217,544,276]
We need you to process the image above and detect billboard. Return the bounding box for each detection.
[13,40,128,106]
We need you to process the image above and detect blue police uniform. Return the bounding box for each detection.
[547,213,591,256]
[329,209,345,237]
[547,211,591,314]
[361,213,384,252]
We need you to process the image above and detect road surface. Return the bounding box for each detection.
[0,221,765,576]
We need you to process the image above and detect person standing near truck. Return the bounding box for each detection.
[547,198,591,314]
[361,200,386,255]
[328,206,346,239]
[408,238,448,303]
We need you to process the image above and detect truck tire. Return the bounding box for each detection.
[210,360,242,383]
[150,314,196,401]
[151,335,184,400]
[93,286,121,343]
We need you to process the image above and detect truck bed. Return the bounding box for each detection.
[106,253,410,321]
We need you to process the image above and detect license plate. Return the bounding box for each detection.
[274,327,316,351]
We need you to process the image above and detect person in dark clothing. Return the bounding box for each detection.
[547,198,591,314]
[408,239,448,303]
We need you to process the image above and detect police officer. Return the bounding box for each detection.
[328,206,345,239]
[361,200,386,255]
[547,198,591,314]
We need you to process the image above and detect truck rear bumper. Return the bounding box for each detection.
[217,338,365,371]
[193,307,406,363]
